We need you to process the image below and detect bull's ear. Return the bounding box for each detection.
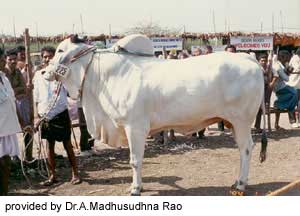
[70,34,85,44]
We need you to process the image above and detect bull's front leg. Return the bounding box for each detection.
[124,123,149,195]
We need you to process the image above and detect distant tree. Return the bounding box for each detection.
[124,20,182,36]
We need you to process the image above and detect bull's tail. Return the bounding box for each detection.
[260,93,268,163]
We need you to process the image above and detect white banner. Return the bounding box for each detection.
[105,37,183,53]
[151,37,183,52]
[230,36,273,51]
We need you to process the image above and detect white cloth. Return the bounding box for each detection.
[287,54,300,89]
[0,71,22,137]
[68,98,78,121]
[0,134,19,158]
[112,34,153,56]
[272,60,289,92]
[33,70,68,120]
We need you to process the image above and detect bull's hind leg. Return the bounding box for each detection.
[232,122,255,192]
[124,123,149,195]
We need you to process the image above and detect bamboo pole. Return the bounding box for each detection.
[267,180,300,196]
[212,10,216,33]
[80,14,84,35]
[280,11,284,33]
[182,25,186,51]
[13,17,16,43]
[35,22,40,52]
[24,28,34,124]
[272,13,275,33]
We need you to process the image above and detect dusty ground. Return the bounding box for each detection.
[9,113,300,196]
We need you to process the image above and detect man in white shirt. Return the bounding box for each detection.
[0,48,21,195]
[287,48,300,127]
[270,51,297,129]
[33,46,80,186]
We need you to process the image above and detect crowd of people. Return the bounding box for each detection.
[1,40,300,195]
[253,48,300,131]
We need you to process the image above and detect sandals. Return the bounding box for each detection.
[41,177,81,186]
[41,179,58,186]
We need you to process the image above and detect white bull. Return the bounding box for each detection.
[43,34,266,195]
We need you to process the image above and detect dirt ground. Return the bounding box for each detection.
[9,112,300,196]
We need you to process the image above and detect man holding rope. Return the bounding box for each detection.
[33,46,81,186]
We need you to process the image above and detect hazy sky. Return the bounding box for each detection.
[0,0,299,36]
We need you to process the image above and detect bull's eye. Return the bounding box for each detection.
[58,49,64,53]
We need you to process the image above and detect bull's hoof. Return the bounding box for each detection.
[131,193,141,196]
[229,189,245,196]
[230,181,246,195]
[129,185,143,196]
